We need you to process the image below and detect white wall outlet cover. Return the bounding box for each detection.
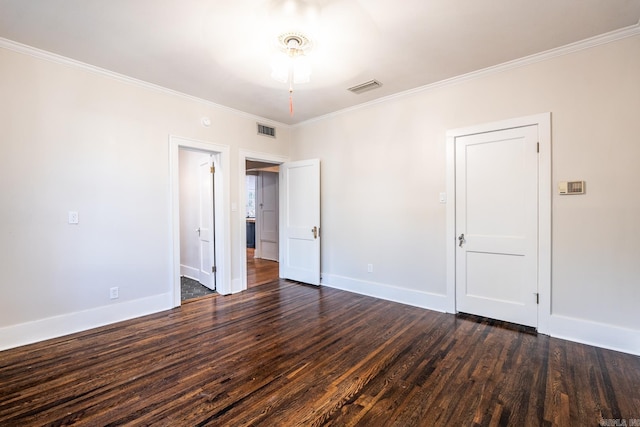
[68,211,79,224]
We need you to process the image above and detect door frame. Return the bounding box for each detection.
[445,113,551,334]
[239,150,288,292]
[170,135,231,306]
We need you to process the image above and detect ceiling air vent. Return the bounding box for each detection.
[347,79,382,95]
[257,123,276,138]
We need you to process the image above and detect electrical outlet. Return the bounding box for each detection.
[367,264,373,273]
[110,287,119,299]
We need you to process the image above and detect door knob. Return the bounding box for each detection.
[458,233,465,247]
[312,226,318,239]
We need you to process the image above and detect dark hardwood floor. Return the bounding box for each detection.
[1,280,638,426]
[246,247,279,288]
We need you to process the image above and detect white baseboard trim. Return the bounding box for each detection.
[321,274,639,356]
[229,278,243,295]
[180,264,199,279]
[321,273,447,313]
[0,293,173,352]
[4,285,635,356]
[548,314,639,356]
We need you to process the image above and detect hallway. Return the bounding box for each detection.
[246,248,279,287]
[181,248,278,302]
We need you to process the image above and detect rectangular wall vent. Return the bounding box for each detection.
[347,79,383,95]
[257,123,276,138]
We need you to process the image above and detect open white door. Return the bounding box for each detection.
[257,171,279,261]
[198,157,215,290]
[279,159,320,285]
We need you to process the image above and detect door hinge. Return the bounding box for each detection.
[210,165,215,174]
[537,142,540,153]
[212,266,217,273]
[535,293,539,304]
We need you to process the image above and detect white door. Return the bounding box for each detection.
[279,159,320,285]
[257,171,279,261]
[455,125,538,327]
[198,157,215,290]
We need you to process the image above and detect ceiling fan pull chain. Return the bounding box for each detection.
[289,82,294,116]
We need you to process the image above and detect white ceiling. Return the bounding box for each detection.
[1,0,639,125]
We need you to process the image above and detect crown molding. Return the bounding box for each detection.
[0,37,290,129]
[297,23,640,127]
[2,21,638,130]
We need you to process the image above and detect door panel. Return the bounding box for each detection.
[257,172,279,261]
[280,159,320,285]
[466,252,524,302]
[456,126,538,327]
[198,157,215,290]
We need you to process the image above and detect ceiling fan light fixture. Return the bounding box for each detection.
[292,55,311,83]
[285,36,301,50]
[276,32,312,53]
[270,31,314,116]
[270,51,291,83]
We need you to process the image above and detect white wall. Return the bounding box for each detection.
[1,31,638,355]
[179,149,209,279]
[0,42,291,350]
[291,34,640,354]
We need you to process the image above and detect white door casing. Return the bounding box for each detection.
[238,151,288,292]
[170,135,231,306]
[279,159,321,286]
[455,126,538,327]
[257,171,279,261]
[445,113,551,334]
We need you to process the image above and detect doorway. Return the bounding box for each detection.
[178,149,217,301]
[238,151,322,291]
[170,135,231,306]
[245,160,280,287]
[455,125,538,327]
[445,113,551,333]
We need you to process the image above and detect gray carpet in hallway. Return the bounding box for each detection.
[181,276,215,301]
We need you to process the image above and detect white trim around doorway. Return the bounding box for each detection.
[445,113,552,335]
[169,135,232,304]
[238,150,288,293]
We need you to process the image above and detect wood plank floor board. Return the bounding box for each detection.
[246,248,279,288]
[1,280,639,426]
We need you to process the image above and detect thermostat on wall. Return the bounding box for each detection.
[558,181,585,195]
